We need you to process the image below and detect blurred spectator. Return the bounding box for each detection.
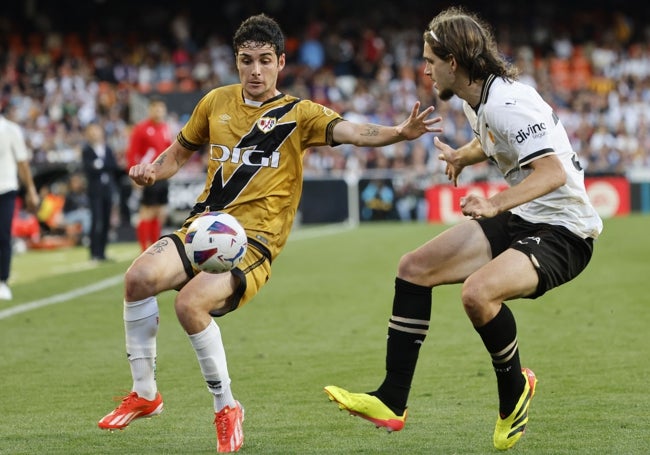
[62,173,91,244]
[360,179,395,221]
[37,183,66,233]
[298,21,325,72]
[81,123,118,262]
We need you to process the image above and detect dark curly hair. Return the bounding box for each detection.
[233,14,285,56]
[423,6,518,84]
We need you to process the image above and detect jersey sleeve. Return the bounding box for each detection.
[296,100,343,148]
[492,102,556,166]
[178,90,216,150]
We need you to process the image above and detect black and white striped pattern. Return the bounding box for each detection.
[388,315,429,338]
[490,338,518,366]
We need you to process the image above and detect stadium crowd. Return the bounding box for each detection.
[1,1,649,230]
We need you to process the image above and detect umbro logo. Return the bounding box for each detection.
[219,114,231,123]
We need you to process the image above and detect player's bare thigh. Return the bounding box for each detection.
[124,237,189,300]
[464,248,539,304]
[397,219,492,287]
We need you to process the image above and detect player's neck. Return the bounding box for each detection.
[458,79,485,110]
[243,90,282,106]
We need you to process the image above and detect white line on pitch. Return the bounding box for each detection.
[0,275,123,320]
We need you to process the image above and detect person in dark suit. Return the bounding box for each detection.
[81,123,118,261]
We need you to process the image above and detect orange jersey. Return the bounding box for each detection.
[177,84,343,260]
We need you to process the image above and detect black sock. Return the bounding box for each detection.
[475,304,526,416]
[373,278,431,415]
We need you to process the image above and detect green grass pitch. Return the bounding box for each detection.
[0,215,648,454]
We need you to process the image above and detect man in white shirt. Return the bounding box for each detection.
[325,6,603,451]
[0,105,39,300]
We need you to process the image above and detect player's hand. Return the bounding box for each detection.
[396,101,442,140]
[25,188,40,213]
[460,194,498,219]
[129,163,156,186]
[435,136,463,186]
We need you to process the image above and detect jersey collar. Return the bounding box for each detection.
[473,73,497,111]
[242,92,285,107]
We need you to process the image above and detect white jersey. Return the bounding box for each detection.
[463,75,603,239]
[0,115,30,195]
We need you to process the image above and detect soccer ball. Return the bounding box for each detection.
[184,211,248,273]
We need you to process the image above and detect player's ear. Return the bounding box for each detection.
[448,54,457,71]
[277,53,286,71]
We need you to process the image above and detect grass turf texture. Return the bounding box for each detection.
[0,215,647,454]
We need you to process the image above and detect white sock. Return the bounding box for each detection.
[188,319,236,411]
[124,297,159,400]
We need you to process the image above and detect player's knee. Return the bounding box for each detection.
[124,263,158,300]
[174,292,191,316]
[173,292,209,329]
[396,251,425,283]
[461,282,480,313]
[461,276,491,323]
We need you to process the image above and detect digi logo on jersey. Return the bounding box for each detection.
[515,122,547,144]
[209,144,280,168]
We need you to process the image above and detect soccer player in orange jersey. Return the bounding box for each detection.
[98,14,441,453]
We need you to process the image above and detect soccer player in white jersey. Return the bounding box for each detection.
[325,6,603,451]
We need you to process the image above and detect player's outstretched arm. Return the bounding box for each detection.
[436,137,486,187]
[129,140,194,186]
[332,101,442,147]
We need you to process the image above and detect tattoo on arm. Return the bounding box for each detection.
[155,150,185,167]
[154,154,166,166]
[360,125,380,137]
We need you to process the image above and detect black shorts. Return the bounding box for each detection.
[477,212,594,298]
[141,180,169,206]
